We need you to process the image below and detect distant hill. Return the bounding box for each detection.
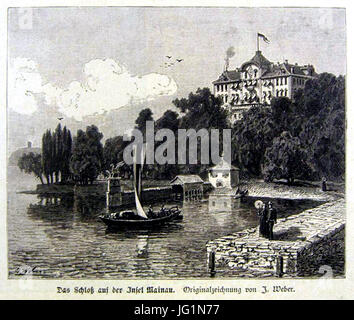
[8,146,41,166]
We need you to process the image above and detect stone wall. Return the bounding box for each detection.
[206,199,345,277]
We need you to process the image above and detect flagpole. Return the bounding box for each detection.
[257,33,259,52]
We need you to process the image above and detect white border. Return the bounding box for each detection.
[0,0,353,300]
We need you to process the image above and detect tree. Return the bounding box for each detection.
[53,123,63,183]
[42,130,54,184]
[172,87,229,176]
[61,126,72,182]
[70,125,104,185]
[263,131,314,184]
[231,106,279,177]
[297,73,345,180]
[173,87,228,130]
[135,108,154,139]
[18,152,44,184]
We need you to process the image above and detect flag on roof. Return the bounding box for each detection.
[258,33,270,43]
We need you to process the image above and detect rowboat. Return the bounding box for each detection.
[99,206,183,228]
[100,144,183,229]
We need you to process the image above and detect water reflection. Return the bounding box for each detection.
[9,184,324,279]
[136,235,149,258]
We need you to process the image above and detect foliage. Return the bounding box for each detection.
[18,152,44,184]
[40,124,72,184]
[231,73,345,182]
[263,131,314,184]
[70,125,104,185]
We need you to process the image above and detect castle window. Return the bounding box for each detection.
[225,95,228,103]
[276,90,279,97]
[254,69,258,78]
[276,78,279,86]
[285,89,288,96]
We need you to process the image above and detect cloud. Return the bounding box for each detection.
[8,58,60,114]
[8,57,178,121]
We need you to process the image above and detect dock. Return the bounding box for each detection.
[206,199,345,277]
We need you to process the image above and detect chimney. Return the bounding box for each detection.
[27,141,32,148]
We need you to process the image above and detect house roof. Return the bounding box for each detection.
[170,175,204,185]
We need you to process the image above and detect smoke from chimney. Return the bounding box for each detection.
[224,46,236,71]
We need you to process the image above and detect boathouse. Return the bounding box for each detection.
[208,156,240,189]
[170,175,204,200]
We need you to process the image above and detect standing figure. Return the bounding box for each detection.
[322,177,327,192]
[267,201,277,240]
[257,203,268,238]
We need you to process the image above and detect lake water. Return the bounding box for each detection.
[7,166,322,279]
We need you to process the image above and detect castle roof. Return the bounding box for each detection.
[213,50,316,84]
[212,70,241,84]
[241,50,272,70]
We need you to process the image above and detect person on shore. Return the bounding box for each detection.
[267,201,277,240]
[322,177,327,192]
[257,202,268,238]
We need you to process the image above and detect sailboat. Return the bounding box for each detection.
[99,144,182,228]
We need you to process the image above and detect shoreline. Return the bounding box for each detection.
[16,179,345,202]
[243,180,344,202]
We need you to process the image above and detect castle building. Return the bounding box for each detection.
[213,50,316,125]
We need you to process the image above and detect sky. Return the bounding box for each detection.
[7,7,346,153]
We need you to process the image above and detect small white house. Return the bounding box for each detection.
[208,157,239,189]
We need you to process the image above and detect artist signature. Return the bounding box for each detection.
[16,265,43,275]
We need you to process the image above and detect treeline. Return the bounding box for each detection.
[103,73,345,183]
[18,124,104,185]
[232,73,345,183]
[18,72,345,185]
[102,87,228,180]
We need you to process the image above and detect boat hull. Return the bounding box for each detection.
[99,210,182,229]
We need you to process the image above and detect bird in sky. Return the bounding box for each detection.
[166,56,172,59]
[176,59,183,62]
[57,117,63,120]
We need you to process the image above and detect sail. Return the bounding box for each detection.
[133,144,148,219]
[134,186,148,219]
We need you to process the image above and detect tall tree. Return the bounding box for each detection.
[53,123,63,183]
[42,130,54,184]
[61,126,72,183]
[135,108,154,139]
[70,125,104,185]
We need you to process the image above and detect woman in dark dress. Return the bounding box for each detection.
[257,204,268,238]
